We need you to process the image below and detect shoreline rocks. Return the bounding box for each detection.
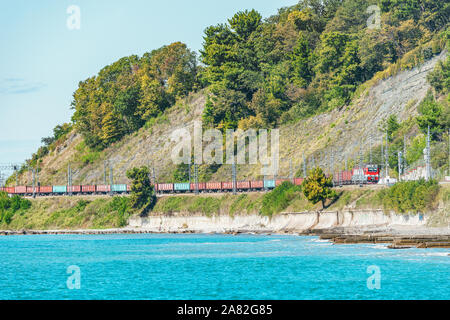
[1,227,449,249]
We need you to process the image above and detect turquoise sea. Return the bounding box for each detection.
[0,234,448,300]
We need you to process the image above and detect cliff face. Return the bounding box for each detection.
[18,51,447,186]
[129,210,428,234]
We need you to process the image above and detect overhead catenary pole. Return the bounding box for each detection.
[104,161,108,185]
[232,162,237,195]
[194,163,199,195]
[385,131,389,179]
[403,135,407,174]
[398,151,403,181]
[302,153,307,178]
[32,168,36,198]
[289,158,293,183]
[109,163,113,196]
[68,163,72,196]
[188,161,191,184]
[426,125,431,180]
[152,167,157,194]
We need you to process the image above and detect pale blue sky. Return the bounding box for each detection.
[0,0,298,166]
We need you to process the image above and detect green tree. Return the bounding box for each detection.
[416,92,446,139]
[126,167,156,212]
[291,32,312,87]
[302,167,336,209]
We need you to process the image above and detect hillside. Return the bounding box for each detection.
[14,50,447,186]
[8,0,450,186]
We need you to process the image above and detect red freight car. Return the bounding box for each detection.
[15,186,26,194]
[294,178,303,186]
[190,183,206,191]
[206,182,221,191]
[158,183,174,192]
[276,179,290,187]
[250,180,264,189]
[221,182,233,190]
[341,171,353,184]
[82,185,96,193]
[67,185,81,193]
[96,185,111,193]
[39,186,53,194]
[236,181,250,190]
[5,187,15,194]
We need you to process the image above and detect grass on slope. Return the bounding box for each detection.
[0,195,132,230]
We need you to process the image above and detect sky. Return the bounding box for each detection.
[0,0,298,168]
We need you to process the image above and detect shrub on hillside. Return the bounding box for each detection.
[379,179,440,214]
[260,181,302,216]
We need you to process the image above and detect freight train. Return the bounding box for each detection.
[0,165,380,197]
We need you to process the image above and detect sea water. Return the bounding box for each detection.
[0,234,448,300]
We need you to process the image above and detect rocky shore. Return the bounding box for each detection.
[307,227,450,249]
[1,209,449,250]
[1,226,449,250]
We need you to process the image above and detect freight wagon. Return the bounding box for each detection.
[26,186,39,194]
[206,182,221,192]
[39,186,53,194]
[264,180,275,189]
[67,185,82,193]
[111,184,127,193]
[53,185,67,194]
[174,183,190,192]
[276,179,290,187]
[158,183,174,192]
[96,185,111,193]
[250,180,263,190]
[221,182,233,191]
[190,183,206,192]
[15,186,27,194]
[82,185,96,193]
[236,181,250,190]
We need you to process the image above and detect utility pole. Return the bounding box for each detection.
[403,135,407,174]
[302,153,307,178]
[232,162,237,195]
[194,164,199,195]
[359,147,363,187]
[426,125,431,180]
[385,131,389,179]
[36,165,40,197]
[188,162,191,184]
[369,136,372,164]
[104,161,108,185]
[448,128,450,176]
[32,168,36,198]
[68,163,72,196]
[109,163,113,196]
[289,158,293,183]
[398,151,403,181]
[152,167,157,194]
